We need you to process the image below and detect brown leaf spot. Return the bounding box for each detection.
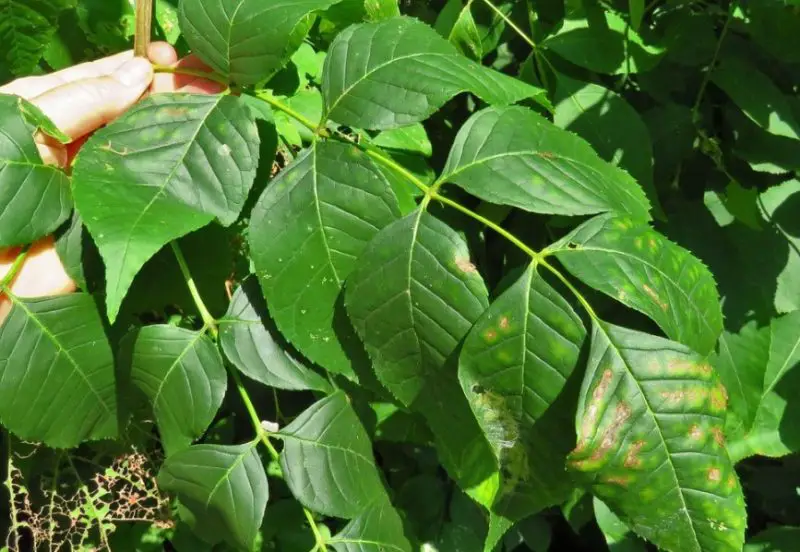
[455,257,477,273]
[642,284,669,311]
[623,440,645,469]
[589,402,631,462]
[707,467,722,483]
[726,474,736,490]
[688,425,703,440]
[710,382,728,411]
[163,106,189,117]
[483,328,498,342]
[499,316,510,331]
[711,427,725,447]
[603,475,630,486]
[537,151,555,159]
[580,370,614,440]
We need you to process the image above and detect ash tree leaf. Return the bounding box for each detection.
[248,141,400,378]
[329,501,412,552]
[219,278,332,393]
[158,441,268,551]
[279,390,388,518]
[72,93,260,323]
[0,293,117,448]
[125,325,227,456]
[459,263,586,517]
[0,94,71,247]
[179,0,343,85]
[548,214,723,356]
[321,16,549,130]
[570,321,746,552]
[711,57,800,140]
[439,106,651,220]
[345,210,497,499]
[0,0,73,77]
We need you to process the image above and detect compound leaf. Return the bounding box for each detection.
[0,94,71,247]
[219,278,332,393]
[179,0,342,85]
[549,214,722,355]
[72,93,260,323]
[459,263,586,516]
[322,16,547,130]
[126,325,227,456]
[345,210,497,498]
[0,293,116,448]
[570,321,745,552]
[158,441,268,551]
[248,141,400,378]
[439,106,651,220]
[329,500,412,552]
[280,391,388,518]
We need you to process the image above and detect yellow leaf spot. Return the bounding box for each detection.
[483,328,498,342]
[710,382,728,412]
[689,425,703,440]
[603,475,630,486]
[707,467,722,483]
[499,316,510,332]
[711,427,725,447]
[623,440,645,469]
[642,284,668,311]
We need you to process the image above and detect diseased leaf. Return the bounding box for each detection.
[329,501,412,552]
[280,391,388,518]
[570,321,746,552]
[248,141,400,378]
[158,441,268,551]
[126,325,227,456]
[0,0,73,77]
[439,106,651,220]
[549,214,723,355]
[459,263,585,516]
[322,16,548,130]
[345,210,497,499]
[179,0,342,85]
[72,93,260,323]
[0,94,71,247]
[0,293,116,448]
[219,278,332,393]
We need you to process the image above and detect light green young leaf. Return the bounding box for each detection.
[329,501,412,552]
[345,210,497,499]
[570,322,745,552]
[322,16,548,130]
[371,123,432,157]
[365,0,400,20]
[459,263,586,514]
[439,106,651,220]
[712,57,800,140]
[72,94,260,323]
[126,325,227,456]
[158,441,268,551]
[0,94,71,247]
[248,141,400,378]
[548,214,723,355]
[219,278,332,393]
[0,293,117,448]
[0,0,72,77]
[179,0,342,85]
[280,391,388,518]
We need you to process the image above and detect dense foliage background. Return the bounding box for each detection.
[1,0,800,550]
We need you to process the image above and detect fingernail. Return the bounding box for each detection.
[114,57,153,87]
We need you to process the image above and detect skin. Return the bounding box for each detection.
[0,42,223,323]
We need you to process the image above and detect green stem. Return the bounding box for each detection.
[153,64,230,87]
[692,7,733,116]
[255,92,329,137]
[538,257,598,320]
[304,508,329,552]
[170,243,218,337]
[0,247,30,291]
[480,0,536,49]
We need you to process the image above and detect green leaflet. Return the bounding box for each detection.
[439,106,651,220]
[745,526,800,552]
[548,214,723,356]
[179,0,342,86]
[459,263,585,516]
[0,94,71,247]
[321,16,548,130]
[593,497,647,551]
[158,441,268,551]
[53,211,88,291]
[329,501,412,552]
[345,210,497,500]
[711,57,800,140]
[0,0,72,77]
[571,321,745,552]
[124,325,227,456]
[248,141,400,378]
[0,293,117,448]
[219,279,332,393]
[364,0,400,21]
[72,93,260,323]
[279,391,388,518]
[435,0,508,61]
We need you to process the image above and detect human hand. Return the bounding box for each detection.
[0,42,224,323]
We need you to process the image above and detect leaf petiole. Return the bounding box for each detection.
[0,246,30,291]
[153,64,229,87]
[170,242,218,337]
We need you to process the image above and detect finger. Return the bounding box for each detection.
[31,57,153,141]
[0,51,135,99]
[149,41,179,93]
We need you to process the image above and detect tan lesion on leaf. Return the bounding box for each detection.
[667,359,712,379]
[499,316,510,332]
[642,284,669,311]
[623,440,645,469]
[580,369,615,440]
[602,475,630,486]
[709,382,728,412]
[161,106,190,117]
[707,467,722,483]
[455,257,477,273]
[537,151,555,159]
[589,402,632,462]
[711,426,725,447]
[688,424,704,440]
[483,328,498,342]
[99,142,129,155]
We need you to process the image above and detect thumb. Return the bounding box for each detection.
[31,57,153,141]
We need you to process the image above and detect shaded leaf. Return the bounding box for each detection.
[372,124,432,157]
[439,106,651,220]
[72,93,260,323]
[549,214,723,355]
[570,321,745,551]
[322,16,548,130]
[126,325,227,456]
[593,497,647,552]
[744,526,800,552]
[329,501,412,552]
[0,293,116,448]
[0,0,73,77]
[248,141,400,378]
[158,441,268,551]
